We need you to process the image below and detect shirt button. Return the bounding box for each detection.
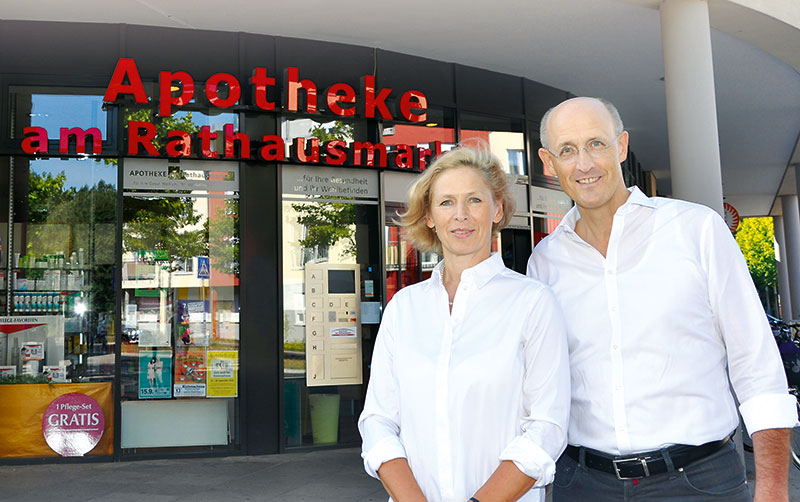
[610,306,617,312]
[613,345,619,350]
[606,269,615,275]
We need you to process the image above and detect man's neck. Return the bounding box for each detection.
[574,188,631,257]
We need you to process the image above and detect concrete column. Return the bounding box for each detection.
[781,195,800,320]
[773,215,792,321]
[660,0,724,215]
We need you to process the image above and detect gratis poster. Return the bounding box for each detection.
[138,349,172,399]
[174,346,206,397]
[207,351,238,398]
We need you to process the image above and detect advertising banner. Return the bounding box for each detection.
[0,382,113,458]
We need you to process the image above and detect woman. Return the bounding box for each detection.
[359,146,570,502]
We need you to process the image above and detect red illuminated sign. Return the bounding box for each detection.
[22,58,433,169]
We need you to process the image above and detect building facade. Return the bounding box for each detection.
[0,19,654,461]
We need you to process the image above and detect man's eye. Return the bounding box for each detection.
[559,146,575,157]
[589,140,607,150]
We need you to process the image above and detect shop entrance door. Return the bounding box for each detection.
[119,159,240,454]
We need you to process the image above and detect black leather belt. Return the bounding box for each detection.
[564,435,731,480]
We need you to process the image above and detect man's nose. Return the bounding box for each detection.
[575,148,594,172]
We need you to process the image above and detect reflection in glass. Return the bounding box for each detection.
[281,189,380,447]
[10,87,108,140]
[381,107,457,164]
[460,113,526,175]
[120,156,240,449]
[7,157,117,383]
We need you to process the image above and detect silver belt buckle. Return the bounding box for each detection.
[612,456,652,480]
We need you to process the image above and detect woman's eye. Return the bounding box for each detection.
[439,200,452,206]
[469,197,482,203]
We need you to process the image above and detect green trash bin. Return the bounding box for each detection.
[309,393,340,445]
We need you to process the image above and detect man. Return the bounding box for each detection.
[527,97,796,501]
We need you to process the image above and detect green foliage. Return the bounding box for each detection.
[105,109,201,166]
[309,121,353,143]
[28,171,71,223]
[0,374,51,385]
[292,202,356,258]
[735,217,777,291]
[123,200,207,271]
[290,121,357,259]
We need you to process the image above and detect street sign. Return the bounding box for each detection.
[197,256,210,279]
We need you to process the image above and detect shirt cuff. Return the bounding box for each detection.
[362,435,407,479]
[739,393,799,434]
[498,435,556,487]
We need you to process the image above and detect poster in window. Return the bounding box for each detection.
[177,301,209,347]
[173,346,206,397]
[138,349,172,399]
[207,350,238,398]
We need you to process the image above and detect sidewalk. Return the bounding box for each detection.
[0,446,799,501]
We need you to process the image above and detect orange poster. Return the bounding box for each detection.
[0,382,113,458]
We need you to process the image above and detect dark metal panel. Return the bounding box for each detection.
[239,33,277,108]
[124,25,240,81]
[239,158,281,455]
[455,65,524,117]
[275,36,374,95]
[0,20,121,78]
[376,49,455,107]
[523,79,570,123]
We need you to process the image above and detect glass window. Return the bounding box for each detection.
[119,157,240,451]
[381,106,456,169]
[281,164,381,448]
[10,87,109,142]
[460,113,526,175]
[281,115,371,167]
[2,157,117,385]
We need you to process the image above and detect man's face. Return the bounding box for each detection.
[538,98,630,215]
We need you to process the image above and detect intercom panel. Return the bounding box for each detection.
[304,264,362,386]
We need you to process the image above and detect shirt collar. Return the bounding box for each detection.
[427,252,505,291]
[555,186,654,235]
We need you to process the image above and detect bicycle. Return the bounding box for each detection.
[765,315,800,470]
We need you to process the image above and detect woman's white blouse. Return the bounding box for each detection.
[358,253,570,502]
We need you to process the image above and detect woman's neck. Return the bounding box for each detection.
[441,249,491,290]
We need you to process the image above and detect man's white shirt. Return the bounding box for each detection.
[359,253,570,502]
[528,186,797,455]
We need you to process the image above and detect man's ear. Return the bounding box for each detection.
[538,147,557,177]
[617,130,630,163]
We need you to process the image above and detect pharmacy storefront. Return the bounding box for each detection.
[0,19,647,462]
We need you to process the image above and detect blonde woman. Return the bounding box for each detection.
[359,146,570,502]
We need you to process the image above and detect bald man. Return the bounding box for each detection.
[527,97,795,501]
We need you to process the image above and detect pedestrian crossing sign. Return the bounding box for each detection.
[197,256,210,279]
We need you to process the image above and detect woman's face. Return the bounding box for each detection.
[426,166,503,265]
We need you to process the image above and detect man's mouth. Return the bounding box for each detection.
[577,176,600,184]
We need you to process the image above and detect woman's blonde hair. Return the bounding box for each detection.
[397,146,515,253]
